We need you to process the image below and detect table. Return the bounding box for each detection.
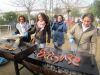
[0,40,34,75]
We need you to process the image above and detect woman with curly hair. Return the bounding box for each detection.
[30,13,51,49]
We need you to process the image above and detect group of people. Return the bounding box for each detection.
[0,12,98,65]
[14,13,97,56]
[14,13,67,50]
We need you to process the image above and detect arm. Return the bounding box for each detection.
[67,24,76,39]
[46,24,51,43]
[13,24,20,34]
[51,22,57,31]
[28,24,36,35]
[90,29,97,55]
[14,29,20,34]
[62,23,67,32]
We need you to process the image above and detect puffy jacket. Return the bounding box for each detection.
[51,21,67,45]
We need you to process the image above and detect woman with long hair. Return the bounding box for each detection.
[30,13,51,49]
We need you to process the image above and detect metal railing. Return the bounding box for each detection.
[0,25,12,35]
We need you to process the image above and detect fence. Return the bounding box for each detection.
[0,25,12,36]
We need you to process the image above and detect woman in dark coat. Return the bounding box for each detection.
[30,13,51,49]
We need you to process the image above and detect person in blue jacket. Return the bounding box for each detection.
[51,15,67,50]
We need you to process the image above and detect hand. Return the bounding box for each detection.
[12,32,16,35]
[46,43,50,47]
[69,38,75,44]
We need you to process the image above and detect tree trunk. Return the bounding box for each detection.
[27,10,31,25]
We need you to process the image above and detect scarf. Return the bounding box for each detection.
[37,21,46,29]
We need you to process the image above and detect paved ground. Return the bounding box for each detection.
[0,31,100,75]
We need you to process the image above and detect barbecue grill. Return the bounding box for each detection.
[20,47,99,75]
[0,39,34,75]
[0,39,99,75]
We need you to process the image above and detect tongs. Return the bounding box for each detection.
[91,54,95,67]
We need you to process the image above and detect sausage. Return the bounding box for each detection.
[44,53,51,60]
[66,54,81,67]
[53,56,59,63]
[37,52,44,58]
[73,56,81,63]
[50,55,59,63]
[59,55,65,61]
[72,61,79,67]
[39,48,46,53]
[49,51,54,56]
[68,61,72,64]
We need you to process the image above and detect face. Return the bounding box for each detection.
[57,16,63,22]
[82,17,92,27]
[19,17,25,23]
[38,14,43,21]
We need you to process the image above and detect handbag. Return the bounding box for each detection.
[31,33,36,44]
[31,27,43,44]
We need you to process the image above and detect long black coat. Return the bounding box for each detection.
[29,24,51,43]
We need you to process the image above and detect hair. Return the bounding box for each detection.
[17,15,26,22]
[36,13,49,25]
[57,15,64,21]
[82,13,94,22]
[52,15,58,21]
[54,15,58,19]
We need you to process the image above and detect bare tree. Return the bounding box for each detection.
[61,0,85,8]
[60,0,87,20]
[61,0,86,10]
[11,0,36,24]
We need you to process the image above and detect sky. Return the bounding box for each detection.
[0,0,94,12]
[0,0,45,12]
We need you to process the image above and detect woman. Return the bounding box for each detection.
[30,13,51,49]
[51,15,67,50]
[13,15,31,42]
[67,13,97,55]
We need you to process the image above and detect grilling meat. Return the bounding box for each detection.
[59,55,65,61]
[0,44,16,51]
[65,54,81,67]
[36,49,81,66]
[37,52,45,58]
[50,55,59,63]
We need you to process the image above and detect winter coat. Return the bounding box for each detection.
[67,23,97,55]
[29,23,51,44]
[51,21,67,45]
